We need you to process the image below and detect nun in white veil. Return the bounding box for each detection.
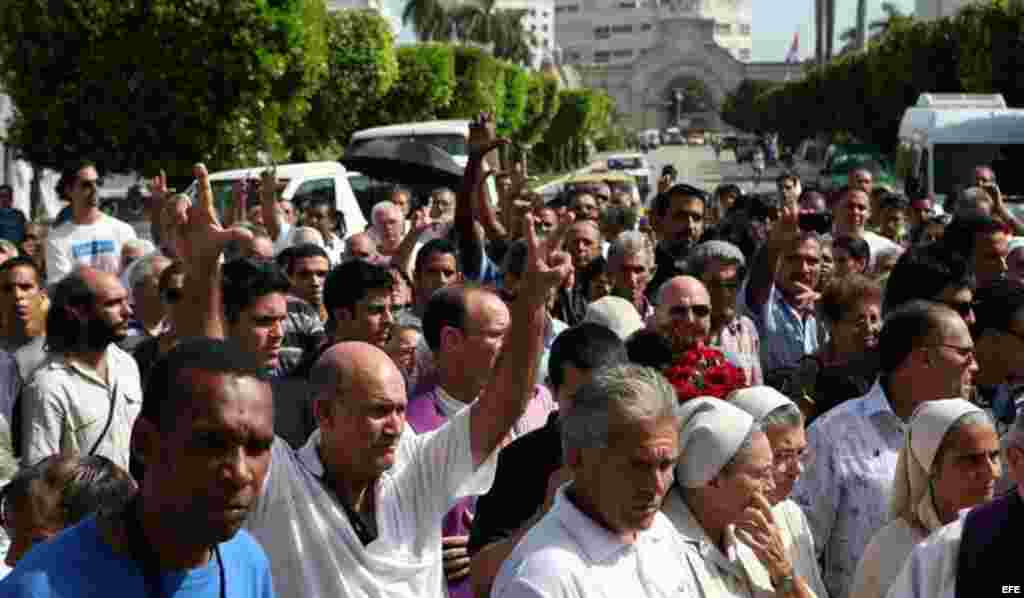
[849,399,1000,598]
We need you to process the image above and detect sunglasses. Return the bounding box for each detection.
[669,304,711,319]
[945,300,975,319]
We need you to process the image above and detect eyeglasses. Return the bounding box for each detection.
[928,343,977,361]
[668,304,711,319]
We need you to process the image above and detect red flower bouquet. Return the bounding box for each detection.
[664,344,747,403]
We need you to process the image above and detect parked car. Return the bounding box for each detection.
[735,138,761,163]
[663,127,685,145]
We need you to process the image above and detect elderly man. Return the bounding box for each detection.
[664,396,817,597]
[491,364,690,598]
[688,240,763,385]
[793,300,978,598]
[607,230,655,318]
[554,221,603,326]
[652,275,713,356]
[430,188,456,223]
[743,204,823,375]
[371,201,405,258]
[886,407,1024,598]
[121,253,172,351]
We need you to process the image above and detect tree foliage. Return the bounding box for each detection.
[287,9,398,159]
[439,45,504,120]
[498,62,530,138]
[368,43,456,126]
[0,0,328,175]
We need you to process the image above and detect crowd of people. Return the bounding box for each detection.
[0,115,1019,597]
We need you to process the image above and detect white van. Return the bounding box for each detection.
[897,93,1024,204]
[189,161,367,239]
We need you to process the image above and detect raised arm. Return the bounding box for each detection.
[260,172,284,243]
[470,210,571,465]
[746,200,799,310]
[457,114,498,282]
[176,163,253,340]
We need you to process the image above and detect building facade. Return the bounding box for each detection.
[555,0,752,66]
[497,0,556,69]
[554,0,797,130]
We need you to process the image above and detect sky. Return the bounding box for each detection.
[384,0,918,62]
[751,0,915,62]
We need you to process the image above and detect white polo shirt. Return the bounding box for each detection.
[492,485,691,598]
[245,405,497,598]
[21,344,142,470]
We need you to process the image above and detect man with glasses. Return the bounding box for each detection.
[793,300,977,598]
[687,240,763,385]
[47,160,138,285]
[646,183,707,301]
[650,275,714,357]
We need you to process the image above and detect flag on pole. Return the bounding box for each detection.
[785,31,800,64]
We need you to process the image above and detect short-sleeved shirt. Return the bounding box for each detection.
[491,486,690,598]
[0,517,276,598]
[21,345,142,470]
[245,405,498,598]
[46,215,137,285]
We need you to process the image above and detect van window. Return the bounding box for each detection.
[349,134,468,158]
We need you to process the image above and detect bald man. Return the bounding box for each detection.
[372,201,405,257]
[243,223,572,596]
[20,266,142,469]
[652,275,713,355]
[344,232,379,262]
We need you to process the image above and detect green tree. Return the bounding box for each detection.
[498,63,530,138]
[722,79,778,133]
[288,9,398,159]
[438,45,504,120]
[369,43,456,125]
[0,0,328,175]
[514,72,560,151]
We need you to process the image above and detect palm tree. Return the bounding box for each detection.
[402,0,452,41]
[869,2,906,38]
[492,10,535,65]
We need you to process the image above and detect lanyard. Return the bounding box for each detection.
[122,496,226,598]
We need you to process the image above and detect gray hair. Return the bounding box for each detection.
[720,422,765,476]
[607,230,654,271]
[561,364,678,454]
[685,240,745,279]
[760,402,804,430]
[371,201,400,225]
[290,226,324,247]
[932,410,996,478]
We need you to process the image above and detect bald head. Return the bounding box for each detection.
[345,232,378,261]
[656,276,710,307]
[311,341,405,405]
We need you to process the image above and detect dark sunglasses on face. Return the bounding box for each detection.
[946,300,974,319]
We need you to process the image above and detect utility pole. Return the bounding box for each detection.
[825,0,835,60]
[674,89,683,127]
[815,0,825,68]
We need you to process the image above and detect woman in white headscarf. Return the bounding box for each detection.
[730,387,828,598]
[849,399,1000,598]
[664,397,816,598]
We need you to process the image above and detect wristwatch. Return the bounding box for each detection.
[773,573,796,595]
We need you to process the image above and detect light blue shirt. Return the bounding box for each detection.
[792,381,905,598]
[743,281,822,374]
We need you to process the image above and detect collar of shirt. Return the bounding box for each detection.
[856,379,899,419]
[63,345,118,387]
[435,384,472,418]
[554,485,638,563]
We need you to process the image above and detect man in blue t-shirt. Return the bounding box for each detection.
[0,185,26,245]
[0,339,277,598]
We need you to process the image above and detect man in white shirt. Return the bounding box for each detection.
[21,267,142,470]
[491,364,688,598]
[46,161,137,285]
[831,187,900,271]
[792,300,978,598]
